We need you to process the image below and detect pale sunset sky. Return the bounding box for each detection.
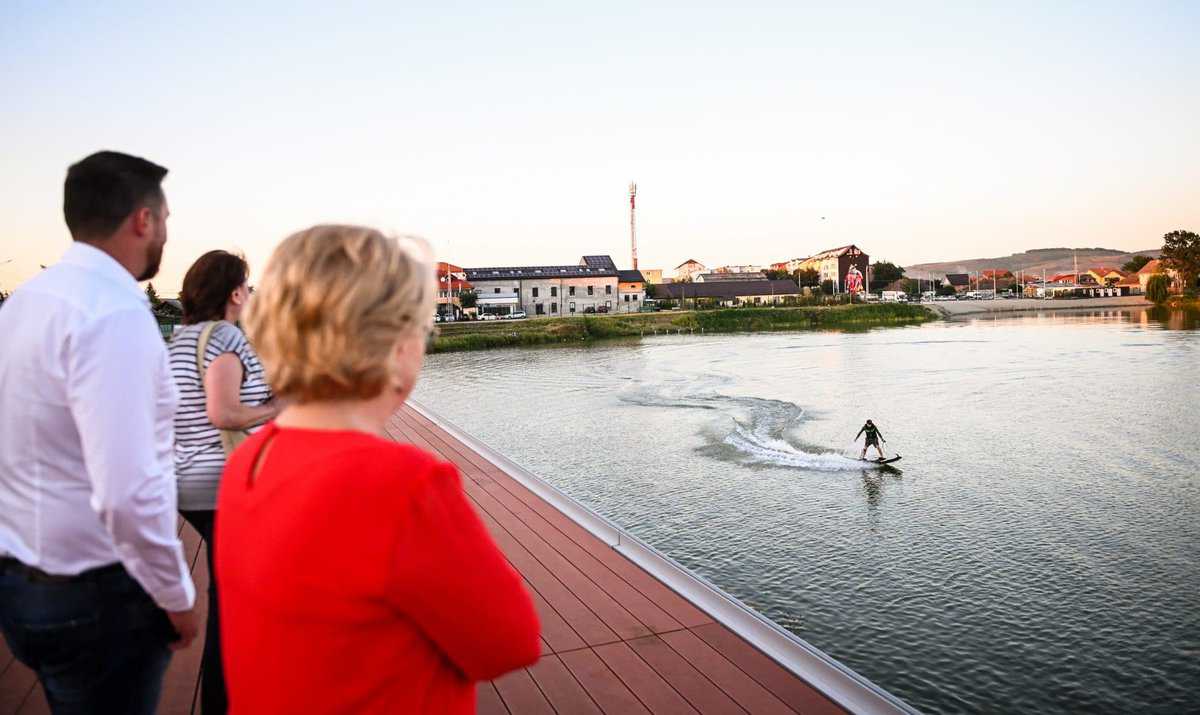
[2,1,1197,294]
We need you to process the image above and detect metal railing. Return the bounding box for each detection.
[409,400,920,715]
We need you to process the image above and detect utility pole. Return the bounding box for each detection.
[629,182,638,270]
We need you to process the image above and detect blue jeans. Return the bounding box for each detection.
[0,559,173,714]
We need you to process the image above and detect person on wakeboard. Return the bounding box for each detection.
[856,419,886,460]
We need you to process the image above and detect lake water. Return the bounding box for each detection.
[414,308,1199,714]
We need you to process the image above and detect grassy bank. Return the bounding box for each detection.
[431,303,935,353]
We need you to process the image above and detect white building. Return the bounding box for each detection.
[465,255,625,317]
[713,264,767,274]
[674,259,706,282]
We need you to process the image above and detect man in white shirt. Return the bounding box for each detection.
[0,151,198,714]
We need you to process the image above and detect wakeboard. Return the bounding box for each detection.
[863,455,902,465]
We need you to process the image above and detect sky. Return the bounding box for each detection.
[2,1,1197,294]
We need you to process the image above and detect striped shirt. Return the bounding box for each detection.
[168,321,272,510]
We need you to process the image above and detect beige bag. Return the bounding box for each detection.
[196,321,251,456]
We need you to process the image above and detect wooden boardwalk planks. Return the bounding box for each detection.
[1,405,846,714]
[393,405,846,715]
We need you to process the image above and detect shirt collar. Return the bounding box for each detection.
[59,241,148,304]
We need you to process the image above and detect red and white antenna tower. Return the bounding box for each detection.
[629,182,638,270]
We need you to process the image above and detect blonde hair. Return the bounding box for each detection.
[245,224,434,402]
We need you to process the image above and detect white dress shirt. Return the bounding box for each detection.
[0,242,195,612]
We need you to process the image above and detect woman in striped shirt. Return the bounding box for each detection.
[168,250,280,715]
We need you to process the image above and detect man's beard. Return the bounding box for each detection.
[138,239,163,281]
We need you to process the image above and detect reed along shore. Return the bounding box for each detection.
[430,303,935,354]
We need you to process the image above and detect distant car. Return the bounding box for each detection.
[480,313,498,320]
[433,314,443,323]
[583,306,597,314]
[508,310,527,319]
[596,305,610,314]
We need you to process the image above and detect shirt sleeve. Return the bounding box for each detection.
[68,307,196,612]
[390,461,540,681]
[205,322,247,377]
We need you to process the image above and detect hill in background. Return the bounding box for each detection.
[905,247,1161,279]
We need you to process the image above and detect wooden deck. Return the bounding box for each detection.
[1,405,854,714]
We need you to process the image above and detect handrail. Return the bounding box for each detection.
[408,399,920,715]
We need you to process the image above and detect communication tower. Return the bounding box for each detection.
[629,182,638,270]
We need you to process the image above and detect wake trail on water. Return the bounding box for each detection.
[620,384,865,471]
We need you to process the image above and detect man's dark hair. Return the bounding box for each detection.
[181,250,250,324]
[64,151,168,240]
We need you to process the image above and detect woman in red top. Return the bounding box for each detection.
[216,225,540,714]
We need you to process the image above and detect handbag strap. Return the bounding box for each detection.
[194,321,249,455]
[194,321,222,382]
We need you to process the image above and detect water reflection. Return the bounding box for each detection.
[861,467,903,529]
[966,306,1199,330]
[1146,306,1199,330]
[417,313,1200,715]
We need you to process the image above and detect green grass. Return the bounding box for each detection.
[431,303,935,354]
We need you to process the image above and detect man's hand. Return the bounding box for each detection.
[166,607,200,651]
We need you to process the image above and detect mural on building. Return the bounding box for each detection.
[845,264,865,294]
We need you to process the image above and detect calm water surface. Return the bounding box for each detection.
[415,308,1199,714]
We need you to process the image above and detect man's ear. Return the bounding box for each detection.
[131,206,154,237]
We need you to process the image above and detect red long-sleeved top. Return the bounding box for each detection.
[215,422,541,714]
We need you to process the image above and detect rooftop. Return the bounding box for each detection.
[1137,259,1163,275]
[466,256,619,281]
[804,245,865,261]
[696,272,768,282]
[656,279,801,299]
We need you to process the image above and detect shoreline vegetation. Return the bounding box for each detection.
[430,303,935,353]
[1164,295,1200,310]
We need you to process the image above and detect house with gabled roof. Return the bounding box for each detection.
[1087,266,1124,284]
[942,273,970,291]
[674,259,706,282]
[616,269,647,313]
[1135,259,1180,293]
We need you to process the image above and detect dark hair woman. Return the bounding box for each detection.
[167,250,280,715]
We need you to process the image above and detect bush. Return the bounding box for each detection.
[1146,274,1171,304]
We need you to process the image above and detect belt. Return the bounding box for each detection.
[0,556,125,584]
